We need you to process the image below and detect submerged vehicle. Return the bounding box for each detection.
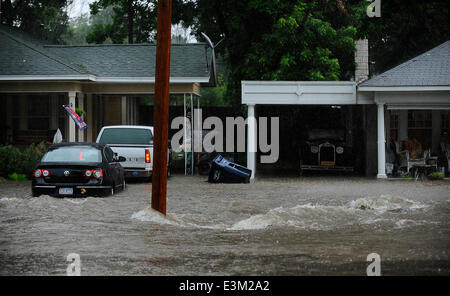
[299,128,354,174]
[32,143,126,197]
[96,125,171,179]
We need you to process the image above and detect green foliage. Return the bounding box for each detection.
[75,107,84,117]
[0,145,23,178]
[192,0,357,111]
[199,74,230,107]
[354,0,450,74]
[8,173,28,181]
[0,142,48,179]
[428,172,444,180]
[0,0,72,44]
[86,0,196,44]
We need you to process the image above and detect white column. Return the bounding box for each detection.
[398,110,408,141]
[385,109,390,148]
[190,93,194,175]
[432,110,441,155]
[121,95,127,125]
[183,93,187,175]
[86,94,93,142]
[377,103,387,178]
[68,91,76,142]
[78,93,84,142]
[247,104,257,180]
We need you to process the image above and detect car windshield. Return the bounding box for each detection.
[41,146,102,163]
[98,128,153,145]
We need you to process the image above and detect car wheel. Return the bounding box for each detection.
[212,169,221,181]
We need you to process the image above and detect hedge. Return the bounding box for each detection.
[0,142,48,179]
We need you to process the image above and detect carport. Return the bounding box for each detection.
[243,41,450,181]
[242,80,360,180]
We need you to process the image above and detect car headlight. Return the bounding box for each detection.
[336,146,344,154]
[311,145,319,153]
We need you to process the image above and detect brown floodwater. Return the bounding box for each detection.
[0,176,449,275]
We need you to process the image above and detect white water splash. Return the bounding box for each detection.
[0,197,19,203]
[131,207,228,229]
[230,195,431,231]
[348,195,428,213]
[131,207,180,226]
[131,195,433,231]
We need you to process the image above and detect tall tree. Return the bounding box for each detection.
[87,0,195,44]
[1,0,72,44]
[355,0,450,74]
[191,0,357,109]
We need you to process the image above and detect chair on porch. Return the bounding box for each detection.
[394,140,431,173]
[441,142,450,172]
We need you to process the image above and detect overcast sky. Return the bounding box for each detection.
[67,0,95,18]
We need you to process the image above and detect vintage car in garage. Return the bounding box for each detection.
[299,128,354,175]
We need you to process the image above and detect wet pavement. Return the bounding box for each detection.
[0,175,449,275]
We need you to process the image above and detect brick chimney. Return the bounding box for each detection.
[354,39,369,83]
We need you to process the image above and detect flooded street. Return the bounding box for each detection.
[0,176,449,275]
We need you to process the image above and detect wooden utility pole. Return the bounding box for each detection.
[152,0,172,215]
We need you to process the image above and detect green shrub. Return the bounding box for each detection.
[0,142,48,179]
[0,145,22,177]
[428,172,444,180]
[21,142,47,178]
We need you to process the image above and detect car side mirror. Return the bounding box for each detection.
[118,156,126,162]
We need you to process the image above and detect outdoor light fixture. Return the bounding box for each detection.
[311,145,319,153]
[336,146,344,154]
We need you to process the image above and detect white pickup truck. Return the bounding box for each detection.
[96,125,155,179]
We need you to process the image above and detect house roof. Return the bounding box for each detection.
[0,25,215,84]
[44,43,212,79]
[0,25,88,76]
[359,41,450,88]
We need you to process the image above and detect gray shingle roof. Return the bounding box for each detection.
[45,43,212,78]
[0,26,88,75]
[359,41,450,87]
[0,25,213,80]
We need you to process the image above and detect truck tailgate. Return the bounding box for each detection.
[108,145,153,169]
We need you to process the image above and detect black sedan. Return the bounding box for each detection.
[32,143,126,197]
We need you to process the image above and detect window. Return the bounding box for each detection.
[408,110,432,129]
[442,111,450,133]
[104,147,114,163]
[28,95,50,130]
[98,128,153,145]
[408,110,432,149]
[42,146,102,163]
[390,111,399,141]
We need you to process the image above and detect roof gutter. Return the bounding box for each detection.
[0,75,210,83]
[358,86,450,92]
